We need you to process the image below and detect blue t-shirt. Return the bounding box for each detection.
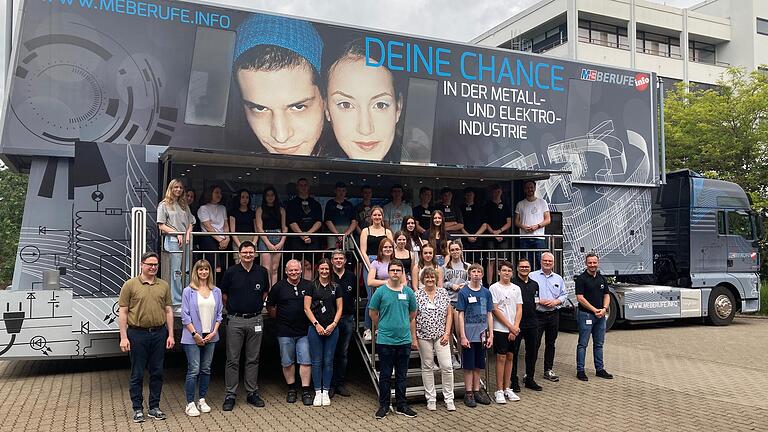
[455,285,494,342]
[368,285,418,345]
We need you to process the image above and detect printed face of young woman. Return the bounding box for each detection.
[326,58,402,161]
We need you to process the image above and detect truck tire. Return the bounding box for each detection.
[706,286,736,326]
[605,294,619,331]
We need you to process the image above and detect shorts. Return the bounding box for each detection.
[277,335,311,367]
[258,229,282,251]
[461,341,486,370]
[492,331,513,355]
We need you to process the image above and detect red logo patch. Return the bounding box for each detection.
[635,73,650,92]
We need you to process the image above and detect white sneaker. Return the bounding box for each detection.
[504,388,520,401]
[426,401,437,411]
[313,391,322,407]
[198,398,211,413]
[363,329,372,341]
[185,402,200,417]
[321,390,331,406]
[494,390,507,404]
[446,400,456,411]
[452,357,461,370]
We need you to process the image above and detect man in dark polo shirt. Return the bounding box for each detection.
[575,253,613,381]
[413,186,434,235]
[267,259,314,406]
[438,187,464,234]
[324,182,358,250]
[510,258,543,392]
[330,249,356,398]
[219,241,270,411]
[286,178,323,255]
[118,251,174,423]
[484,184,512,282]
[460,187,486,256]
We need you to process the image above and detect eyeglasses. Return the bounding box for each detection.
[142,262,159,267]
[240,251,255,255]
[389,269,403,273]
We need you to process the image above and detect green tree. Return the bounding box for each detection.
[0,164,28,288]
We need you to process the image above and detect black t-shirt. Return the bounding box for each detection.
[286,196,323,232]
[219,263,269,314]
[305,281,343,327]
[333,270,357,316]
[230,208,256,233]
[267,278,312,337]
[461,202,486,234]
[355,202,373,230]
[439,202,463,225]
[485,200,512,231]
[512,276,539,329]
[575,270,610,313]
[421,230,453,256]
[413,204,435,230]
[324,199,356,228]
[260,204,281,230]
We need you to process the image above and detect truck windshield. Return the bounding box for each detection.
[727,210,754,240]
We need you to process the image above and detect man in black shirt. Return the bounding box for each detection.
[286,178,323,254]
[330,250,356,398]
[267,260,314,405]
[460,187,486,254]
[324,182,358,250]
[219,241,270,411]
[510,258,543,392]
[354,184,374,235]
[438,187,464,234]
[412,186,434,234]
[575,253,613,381]
[484,184,513,282]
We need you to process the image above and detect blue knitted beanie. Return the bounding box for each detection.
[234,13,323,73]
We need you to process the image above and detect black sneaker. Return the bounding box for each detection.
[132,410,145,423]
[577,371,589,382]
[511,377,521,393]
[395,405,417,418]
[463,392,477,408]
[222,397,236,411]
[301,389,314,406]
[596,369,614,379]
[474,390,492,405]
[375,405,389,419]
[246,392,265,408]
[147,408,166,420]
[524,379,543,391]
[286,388,298,403]
[328,387,335,399]
[335,385,351,397]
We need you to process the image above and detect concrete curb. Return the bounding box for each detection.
[736,313,768,320]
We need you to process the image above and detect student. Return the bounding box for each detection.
[460,187,486,261]
[383,184,412,233]
[359,206,393,340]
[421,210,451,266]
[575,253,613,382]
[180,259,223,417]
[198,184,230,274]
[412,267,455,412]
[402,215,424,257]
[412,186,435,235]
[484,184,512,282]
[418,244,444,290]
[324,181,357,249]
[229,189,257,264]
[233,14,325,156]
[285,178,323,255]
[266,260,314,406]
[354,184,374,235]
[443,240,469,369]
[529,251,567,382]
[368,259,418,419]
[304,259,343,406]
[489,260,522,403]
[515,180,550,269]
[324,37,403,161]
[437,187,464,234]
[157,179,196,306]
[510,258,542,392]
[455,264,494,407]
[256,186,287,287]
[367,238,395,302]
[393,231,419,285]
[330,250,356,398]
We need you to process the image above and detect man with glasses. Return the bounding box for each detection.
[118,251,174,423]
[219,241,270,411]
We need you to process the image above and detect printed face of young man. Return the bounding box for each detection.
[238,65,324,156]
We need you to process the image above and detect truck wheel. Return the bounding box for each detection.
[706,286,736,326]
[605,295,619,331]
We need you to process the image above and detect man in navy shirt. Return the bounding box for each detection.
[286,178,323,255]
[575,253,613,382]
[324,182,357,249]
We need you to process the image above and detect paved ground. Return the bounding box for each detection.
[0,318,766,432]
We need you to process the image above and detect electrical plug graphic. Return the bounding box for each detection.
[0,302,25,356]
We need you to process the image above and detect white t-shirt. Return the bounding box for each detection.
[198,203,227,233]
[489,281,523,333]
[515,197,549,236]
[197,291,216,333]
[383,202,413,233]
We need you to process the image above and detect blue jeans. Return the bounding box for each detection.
[182,342,216,403]
[127,327,167,411]
[307,326,339,391]
[576,310,606,372]
[333,315,354,387]
[363,255,376,330]
[519,237,546,270]
[377,343,411,409]
[163,236,185,305]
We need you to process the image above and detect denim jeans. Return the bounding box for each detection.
[307,326,339,391]
[333,315,355,388]
[377,344,411,409]
[163,236,183,305]
[519,237,546,270]
[127,327,167,411]
[182,342,216,403]
[576,310,606,372]
[363,255,376,330]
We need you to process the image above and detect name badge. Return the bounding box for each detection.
[424,210,431,215]
[534,296,540,303]
[498,203,503,210]
[320,306,327,314]
[585,320,592,325]
[254,325,263,333]
[465,206,472,211]
[302,201,308,206]
[426,302,437,310]
[468,296,477,304]
[336,204,344,210]
[398,293,407,300]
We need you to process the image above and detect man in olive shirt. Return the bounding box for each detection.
[118,251,174,423]
[575,253,613,381]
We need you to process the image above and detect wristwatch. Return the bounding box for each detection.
[191,331,198,337]
[313,321,319,326]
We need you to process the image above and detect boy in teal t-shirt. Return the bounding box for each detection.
[368,259,418,419]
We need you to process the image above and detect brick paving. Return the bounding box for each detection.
[0,318,766,432]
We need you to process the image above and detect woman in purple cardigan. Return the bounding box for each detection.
[181,259,223,417]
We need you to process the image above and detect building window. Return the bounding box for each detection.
[516,23,568,53]
[758,18,768,36]
[689,40,716,64]
[637,31,681,59]
[578,19,628,50]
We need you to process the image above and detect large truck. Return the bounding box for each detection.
[0,0,759,362]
